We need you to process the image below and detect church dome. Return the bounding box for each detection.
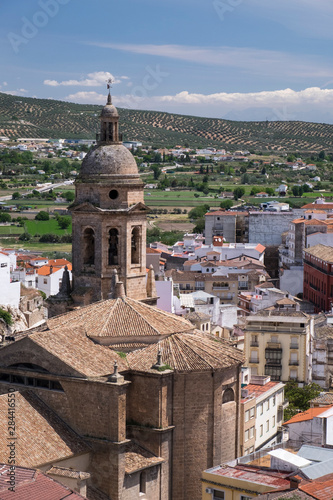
[101,103,119,118]
[80,144,139,179]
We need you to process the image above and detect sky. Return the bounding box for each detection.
[1,0,333,123]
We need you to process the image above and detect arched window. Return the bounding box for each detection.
[131,226,141,265]
[83,228,95,265]
[108,228,119,265]
[222,388,234,404]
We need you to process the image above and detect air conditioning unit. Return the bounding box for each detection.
[206,488,213,494]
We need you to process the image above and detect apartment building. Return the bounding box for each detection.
[240,374,287,455]
[166,268,267,306]
[244,311,314,384]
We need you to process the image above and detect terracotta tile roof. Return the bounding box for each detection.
[305,210,327,214]
[28,326,128,377]
[276,297,296,305]
[315,326,333,339]
[47,297,194,339]
[208,464,291,489]
[146,247,161,254]
[0,464,86,499]
[185,311,211,322]
[0,391,89,468]
[111,342,150,350]
[38,263,72,276]
[125,442,163,474]
[47,466,90,480]
[245,381,282,398]
[304,244,333,263]
[127,332,244,373]
[256,282,276,289]
[310,393,333,406]
[300,473,333,500]
[302,203,333,209]
[47,258,71,266]
[256,490,313,500]
[284,406,332,425]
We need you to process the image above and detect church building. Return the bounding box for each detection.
[0,92,244,500]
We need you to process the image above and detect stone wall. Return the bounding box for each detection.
[248,211,303,246]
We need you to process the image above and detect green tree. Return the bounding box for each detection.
[57,216,71,230]
[220,200,233,209]
[292,185,303,197]
[0,213,11,223]
[151,165,161,180]
[284,381,321,421]
[62,191,75,202]
[0,308,12,326]
[233,187,245,200]
[12,191,20,200]
[35,211,50,221]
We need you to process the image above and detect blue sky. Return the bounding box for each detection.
[2,0,333,122]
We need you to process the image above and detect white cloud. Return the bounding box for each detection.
[64,86,333,123]
[65,91,106,104]
[159,87,333,106]
[2,82,7,87]
[2,89,28,96]
[86,43,333,79]
[44,71,126,87]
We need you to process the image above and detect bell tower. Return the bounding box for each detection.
[70,88,151,304]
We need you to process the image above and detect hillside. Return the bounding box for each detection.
[1,92,333,151]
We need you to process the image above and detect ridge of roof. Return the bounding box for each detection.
[127,331,244,373]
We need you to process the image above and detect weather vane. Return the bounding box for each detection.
[107,78,113,93]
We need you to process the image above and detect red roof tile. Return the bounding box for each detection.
[284,406,332,425]
[0,463,86,500]
[300,473,333,500]
[245,381,282,398]
[209,464,291,489]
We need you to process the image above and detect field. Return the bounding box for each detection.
[0,238,72,253]
[2,91,333,151]
[24,219,72,236]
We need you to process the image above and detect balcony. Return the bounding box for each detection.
[212,286,229,290]
[265,360,282,366]
[250,341,259,347]
[278,400,289,411]
[290,343,299,349]
[289,360,299,366]
[266,342,282,349]
[249,357,259,364]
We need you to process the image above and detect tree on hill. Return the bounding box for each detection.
[57,216,71,230]
[35,211,49,221]
[62,191,75,202]
[233,187,245,200]
[220,200,233,209]
[0,213,11,223]
[151,165,161,180]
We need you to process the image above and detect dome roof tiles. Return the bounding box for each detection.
[80,144,139,178]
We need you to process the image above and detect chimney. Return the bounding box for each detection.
[115,281,126,299]
[146,265,157,298]
[49,265,53,274]
[108,269,119,299]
